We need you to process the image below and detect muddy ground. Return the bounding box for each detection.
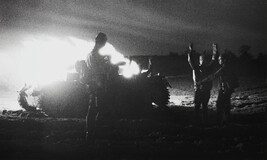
[0,77,266,160]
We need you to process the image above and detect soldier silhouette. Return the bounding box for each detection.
[199,51,239,126]
[188,43,218,123]
[85,32,109,140]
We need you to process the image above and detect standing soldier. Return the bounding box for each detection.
[85,32,109,140]
[188,43,218,124]
[199,51,239,126]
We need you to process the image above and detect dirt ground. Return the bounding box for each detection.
[0,76,266,160]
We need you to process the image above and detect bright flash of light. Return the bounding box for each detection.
[19,35,94,85]
[100,43,140,78]
[19,35,140,86]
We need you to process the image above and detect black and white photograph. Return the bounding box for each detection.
[0,0,266,159]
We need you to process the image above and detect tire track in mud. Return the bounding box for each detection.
[232,85,267,105]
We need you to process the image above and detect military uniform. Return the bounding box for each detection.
[200,59,239,125]
[215,64,238,125]
[188,50,217,122]
[85,33,109,140]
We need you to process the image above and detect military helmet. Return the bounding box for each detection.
[219,52,231,61]
[95,32,107,43]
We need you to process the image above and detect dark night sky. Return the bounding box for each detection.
[0,0,266,55]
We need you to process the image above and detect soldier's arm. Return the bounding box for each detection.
[140,58,153,77]
[147,58,153,73]
[86,53,92,69]
[187,43,198,70]
[212,43,218,60]
[208,43,219,67]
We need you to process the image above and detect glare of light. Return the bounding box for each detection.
[141,69,148,73]
[100,43,140,78]
[18,35,140,86]
[19,35,94,85]
[130,61,140,75]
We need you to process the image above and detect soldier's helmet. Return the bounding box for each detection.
[219,52,231,65]
[199,51,210,66]
[95,32,107,44]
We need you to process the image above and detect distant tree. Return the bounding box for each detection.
[256,53,267,64]
[238,45,254,76]
[224,49,237,61]
[255,53,267,78]
[223,49,239,72]
[239,45,252,61]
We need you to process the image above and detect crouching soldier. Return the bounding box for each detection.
[188,43,218,123]
[199,51,239,126]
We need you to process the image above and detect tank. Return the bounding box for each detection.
[18,60,171,118]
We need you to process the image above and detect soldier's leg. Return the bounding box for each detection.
[86,93,98,140]
[194,90,201,120]
[94,75,108,122]
[202,91,211,123]
[216,90,224,126]
[95,87,106,123]
[224,90,233,123]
